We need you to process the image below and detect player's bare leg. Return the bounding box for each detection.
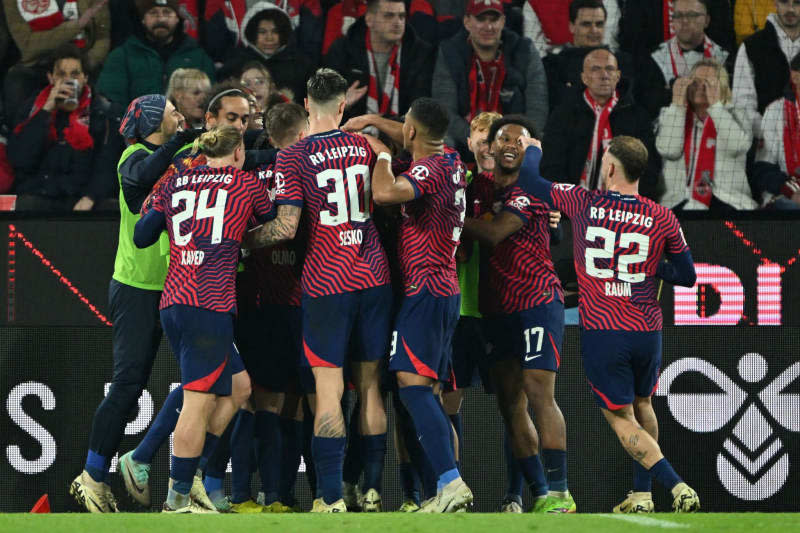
[522,369,574,512]
[602,405,699,512]
[396,371,472,512]
[614,396,659,513]
[165,389,217,512]
[350,360,387,511]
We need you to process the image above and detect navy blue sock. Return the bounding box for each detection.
[541,449,568,492]
[302,414,317,497]
[399,462,420,504]
[255,410,282,504]
[634,461,652,492]
[204,474,224,502]
[312,436,346,504]
[398,386,457,479]
[84,450,109,483]
[649,458,682,491]
[517,455,548,497]
[230,410,254,503]
[504,431,523,498]
[206,424,232,479]
[394,390,437,499]
[133,387,183,464]
[197,432,219,474]
[170,455,199,495]
[361,433,387,492]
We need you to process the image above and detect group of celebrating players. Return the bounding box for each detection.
[68,67,701,515]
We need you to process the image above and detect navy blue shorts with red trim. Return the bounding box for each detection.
[301,284,393,369]
[388,289,460,381]
[161,304,233,396]
[484,299,564,372]
[581,329,662,410]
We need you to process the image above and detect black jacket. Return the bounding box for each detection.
[540,78,661,200]
[740,21,790,115]
[542,45,636,112]
[8,92,118,201]
[618,0,735,62]
[323,18,434,119]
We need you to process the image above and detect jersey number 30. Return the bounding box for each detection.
[584,226,649,283]
[317,165,371,226]
[172,189,228,246]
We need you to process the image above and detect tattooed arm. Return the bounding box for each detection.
[243,205,301,249]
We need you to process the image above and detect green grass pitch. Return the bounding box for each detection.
[1,513,799,532]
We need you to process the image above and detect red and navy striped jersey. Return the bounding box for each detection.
[274,130,390,297]
[550,184,689,331]
[473,173,563,314]
[247,163,304,307]
[397,151,466,297]
[152,164,275,313]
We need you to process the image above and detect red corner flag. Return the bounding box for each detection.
[30,494,50,513]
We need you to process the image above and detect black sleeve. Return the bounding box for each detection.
[119,136,188,214]
[7,109,51,172]
[84,108,124,201]
[751,161,790,198]
[657,250,697,287]
[244,148,278,171]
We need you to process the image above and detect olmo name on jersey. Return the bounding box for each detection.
[271,249,297,265]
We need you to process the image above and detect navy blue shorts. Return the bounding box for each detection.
[451,316,488,388]
[302,284,393,369]
[388,289,460,381]
[485,299,564,372]
[581,329,662,410]
[161,304,234,396]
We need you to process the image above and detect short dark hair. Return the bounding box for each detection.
[245,8,292,48]
[408,98,449,139]
[569,0,606,23]
[306,68,348,105]
[205,82,250,116]
[487,114,540,145]
[50,43,89,76]
[607,136,649,183]
[265,102,308,146]
[366,0,405,13]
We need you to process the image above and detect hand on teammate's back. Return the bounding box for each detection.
[341,115,377,132]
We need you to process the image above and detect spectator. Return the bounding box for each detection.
[324,0,433,120]
[522,0,621,58]
[166,68,210,129]
[656,58,756,211]
[542,0,634,110]
[540,48,660,199]
[733,0,800,139]
[639,0,729,118]
[205,0,323,64]
[240,61,287,115]
[753,52,800,209]
[735,0,776,45]
[432,0,548,157]
[618,0,734,63]
[3,0,110,121]
[220,2,314,103]
[95,0,215,110]
[8,44,118,211]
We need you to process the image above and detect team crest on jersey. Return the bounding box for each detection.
[509,196,531,211]
[553,183,575,191]
[410,165,429,181]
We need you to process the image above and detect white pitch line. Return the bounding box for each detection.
[601,514,690,529]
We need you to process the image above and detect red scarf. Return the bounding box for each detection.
[683,108,716,207]
[668,35,714,79]
[468,51,506,122]
[14,84,94,152]
[18,0,86,46]
[663,0,675,41]
[582,89,618,190]
[365,29,401,116]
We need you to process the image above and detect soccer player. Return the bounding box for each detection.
[70,94,193,513]
[133,125,274,513]
[229,102,310,513]
[117,84,267,512]
[462,115,574,513]
[244,68,392,513]
[362,97,473,513]
[516,134,700,513]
